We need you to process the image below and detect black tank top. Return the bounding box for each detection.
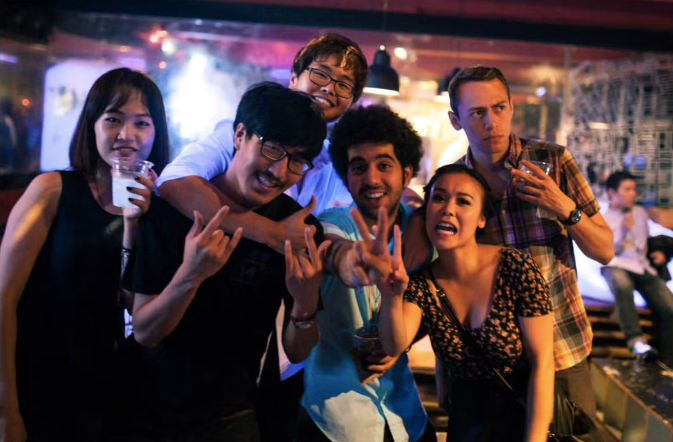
[17,170,124,406]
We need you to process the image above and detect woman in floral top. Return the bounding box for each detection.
[356,164,555,442]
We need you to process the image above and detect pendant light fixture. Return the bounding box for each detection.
[364,0,400,96]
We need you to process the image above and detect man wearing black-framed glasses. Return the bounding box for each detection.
[254,131,314,176]
[120,83,329,442]
[306,67,356,99]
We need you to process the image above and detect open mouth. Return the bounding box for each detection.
[364,191,385,200]
[312,95,333,107]
[436,222,457,235]
[257,172,280,189]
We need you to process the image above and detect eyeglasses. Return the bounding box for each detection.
[254,132,314,176]
[307,68,355,99]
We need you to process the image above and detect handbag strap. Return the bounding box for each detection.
[427,265,527,410]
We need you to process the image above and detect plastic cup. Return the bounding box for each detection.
[520,160,551,176]
[111,158,153,208]
[519,160,555,219]
[354,326,381,356]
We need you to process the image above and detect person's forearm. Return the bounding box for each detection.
[524,359,555,442]
[378,295,411,358]
[567,215,614,264]
[159,176,285,251]
[282,320,320,363]
[132,265,203,347]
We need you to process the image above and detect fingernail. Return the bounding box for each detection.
[126,186,133,191]
[128,198,134,202]
[134,176,141,182]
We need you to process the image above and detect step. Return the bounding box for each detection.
[593,330,653,343]
[586,305,652,318]
[591,346,635,359]
[592,358,673,442]
[589,315,654,330]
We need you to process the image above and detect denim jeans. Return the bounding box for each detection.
[601,266,673,365]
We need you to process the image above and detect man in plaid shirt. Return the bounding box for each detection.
[439,66,614,437]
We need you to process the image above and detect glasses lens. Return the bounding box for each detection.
[289,158,312,175]
[335,82,354,98]
[261,141,285,160]
[309,69,330,85]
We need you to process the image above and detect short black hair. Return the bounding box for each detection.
[329,105,423,180]
[422,164,495,238]
[233,82,326,160]
[448,66,510,118]
[292,32,368,104]
[606,170,636,191]
[69,68,170,176]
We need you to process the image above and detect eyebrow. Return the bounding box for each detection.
[104,107,152,118]
[314,62,355,83]
[466,100,508,113]
[348,153,397,165]
[432,187,476,200]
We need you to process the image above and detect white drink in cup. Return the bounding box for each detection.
[519,160,555,219]
[111,158,153,208]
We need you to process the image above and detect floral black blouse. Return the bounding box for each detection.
[404,247,552,380]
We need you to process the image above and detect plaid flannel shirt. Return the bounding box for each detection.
[459,134,599,371]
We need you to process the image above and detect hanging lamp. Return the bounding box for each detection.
[364,0,400,96]
[364,45,400,96]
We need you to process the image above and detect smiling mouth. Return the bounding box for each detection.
[362,190,385,201]
[257,173,281,189]
[436,223,457,235]
[312,95,333,107]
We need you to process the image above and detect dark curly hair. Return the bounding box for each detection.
[422,164,495,238]
[329,105,423,181]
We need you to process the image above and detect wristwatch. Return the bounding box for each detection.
[561,206,582,226]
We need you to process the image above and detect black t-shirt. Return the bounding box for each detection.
[121,194,323,433]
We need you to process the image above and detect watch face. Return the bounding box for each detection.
[571,209,581,223]
[565,208,581,225]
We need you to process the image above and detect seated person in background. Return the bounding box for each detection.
[120,83,330,441]
[601,170,673,365]
[364,164,554,442]
[297,105,435,442]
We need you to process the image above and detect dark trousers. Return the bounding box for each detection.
[555,358,610,442]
